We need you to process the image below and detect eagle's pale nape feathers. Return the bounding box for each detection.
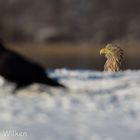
[100,44,125,72]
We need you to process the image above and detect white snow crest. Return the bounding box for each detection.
[0,69,140,140]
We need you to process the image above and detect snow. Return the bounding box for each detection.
[0,69,140,140]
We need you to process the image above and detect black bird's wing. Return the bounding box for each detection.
[0,50,65,88]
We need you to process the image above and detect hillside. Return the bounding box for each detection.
[0,0,140,42]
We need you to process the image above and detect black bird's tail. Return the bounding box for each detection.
[42,77,66,88]
[16,78,66,90]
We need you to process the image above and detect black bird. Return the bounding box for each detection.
[0,42,65,89]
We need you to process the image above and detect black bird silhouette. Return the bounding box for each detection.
[0,42,65,89]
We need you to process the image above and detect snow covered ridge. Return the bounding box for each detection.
[0,69,140,140]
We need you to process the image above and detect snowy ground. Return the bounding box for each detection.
[0,69,140,140]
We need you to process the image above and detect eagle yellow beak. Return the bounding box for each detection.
[100,48,108,55]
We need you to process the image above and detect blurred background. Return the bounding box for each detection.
[0,0,140,70]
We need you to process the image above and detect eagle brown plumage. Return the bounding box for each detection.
[100,44,125,72]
